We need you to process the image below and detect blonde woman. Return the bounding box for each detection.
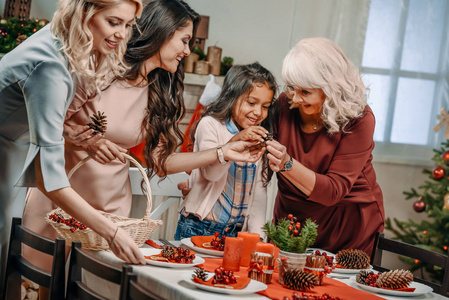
[266,38,385,255]
[0,0,145,291]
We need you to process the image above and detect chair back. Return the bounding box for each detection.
[2,217,65,300]
[66,241,126,300]
[122,265,164,300]
[371,231,449,296]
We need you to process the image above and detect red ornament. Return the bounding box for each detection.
[413,200,426,213]
[432,166,445,180]
[443,151,449,165]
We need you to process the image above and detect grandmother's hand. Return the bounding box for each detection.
[266,140,290,172]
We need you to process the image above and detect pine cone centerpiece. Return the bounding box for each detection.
[87,111,107,135]
[376,269,413,289]
[193,267,208,281]
[283,269,319,291]
[356,270,371,285]
[335,249,370,269]
[161,245,176,259]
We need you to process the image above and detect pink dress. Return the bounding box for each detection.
[22,80,148,271]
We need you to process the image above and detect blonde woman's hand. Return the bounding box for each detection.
[85,139,127,164]
[229,126,268,143]
[63,124,103,147]
[109,227,146,265]
[222,140,265,163]
[266,140,289,172]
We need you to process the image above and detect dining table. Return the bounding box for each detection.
[84,240,449,300]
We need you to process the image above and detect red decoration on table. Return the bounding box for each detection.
[413,199,426,213]
[222,236,243,271]
[191,234,225,251]
[432,166,445,180]
[237,231,260,267]
[145,240,161,249]
[145,248,196,264]
[192,267,250,290]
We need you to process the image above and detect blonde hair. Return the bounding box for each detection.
[51,0,142,94]
[282,37,367,134]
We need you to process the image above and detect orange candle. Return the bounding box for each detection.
[222,237,243,271]
[255,242,275,256]
[238,232,260,267]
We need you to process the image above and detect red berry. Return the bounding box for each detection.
[288,225,293,231]
[288,214,293,219]
[293,229,298,235]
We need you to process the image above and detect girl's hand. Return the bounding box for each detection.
[63,124,102,147]
[85,139,127,164]
[266,140,290,172]
[223,140,265,163]
[177,179,190,199]
[109,227,146,265]
[229,126,268,143]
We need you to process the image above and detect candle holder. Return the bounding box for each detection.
[194,60,209,75]
[206,46,222,76]
[184,53,199,73]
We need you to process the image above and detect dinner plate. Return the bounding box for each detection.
[140,248,205,268]
[332,265,373,274]
[180,272,267,295]
[351,276,433,296]
[306,248,335,257]
[181,237,224,257]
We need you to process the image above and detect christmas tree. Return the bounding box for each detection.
[386,116,449,283]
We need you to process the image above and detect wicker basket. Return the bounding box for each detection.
[45,153,163,251]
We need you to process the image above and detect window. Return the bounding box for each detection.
[361,0,449,163]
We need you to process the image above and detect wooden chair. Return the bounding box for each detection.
[122,265,164,300]
[4,0,32,20]
[2,217,65,300]
[371,231,449,296]
[66,241,127,300]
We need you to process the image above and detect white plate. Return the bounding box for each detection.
[306,248,335,257]
[181,237,224,257]
[180,271,267,295]
[140,248,205,268]
[351,276,433,296]
[332,265,373,274]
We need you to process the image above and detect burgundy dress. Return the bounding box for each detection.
[274,93,384,255]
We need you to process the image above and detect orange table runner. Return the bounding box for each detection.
[197,257,385,300]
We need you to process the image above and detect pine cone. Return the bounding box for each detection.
[87,111,107,135]
[376,269,413,289]
[161,245,176,259]
[356,270,371,285]
[335,249,370,269]
[193,267,208,281]
[283,269,319,291]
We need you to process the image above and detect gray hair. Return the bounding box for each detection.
[282,37,367,134]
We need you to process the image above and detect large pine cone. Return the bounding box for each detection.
[335,249,370,269]
[356,270,371,285]
[193,267,208,281]
[376,269,413,289]
[283,269,319,291]
[161,245,176,259]
[87,111,107,135]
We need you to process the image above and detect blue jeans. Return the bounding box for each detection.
[174,214,243,240]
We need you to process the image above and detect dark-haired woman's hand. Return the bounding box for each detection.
[223,140,265,163]
[63,124,103,148]
[229,126,268,143]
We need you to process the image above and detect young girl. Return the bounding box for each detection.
[175,62,278,239]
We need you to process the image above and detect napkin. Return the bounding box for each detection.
[191,236,221,251]
[145,240,161,249]
[193,276,251,290]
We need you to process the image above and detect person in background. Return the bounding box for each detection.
[265,37,384,255]
[174,62,278,240]
[0,0,144,295]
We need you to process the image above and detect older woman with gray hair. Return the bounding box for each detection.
[266,37,384,255]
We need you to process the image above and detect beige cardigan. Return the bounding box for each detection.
[179,116,267,236]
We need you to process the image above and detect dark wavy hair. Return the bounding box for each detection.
[194,62,278,186]
[122,0,200,178]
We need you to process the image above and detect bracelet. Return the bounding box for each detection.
[109,226,119,248]
[216,146,227,164]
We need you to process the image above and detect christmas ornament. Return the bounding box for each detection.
[38,19,49,27]
[335,249,370,269]
[413,198,426,213]
[444,194,449,211]
[443,151,449,165]
[432,166,445,180]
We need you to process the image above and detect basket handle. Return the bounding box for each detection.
[67,153,153,218]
